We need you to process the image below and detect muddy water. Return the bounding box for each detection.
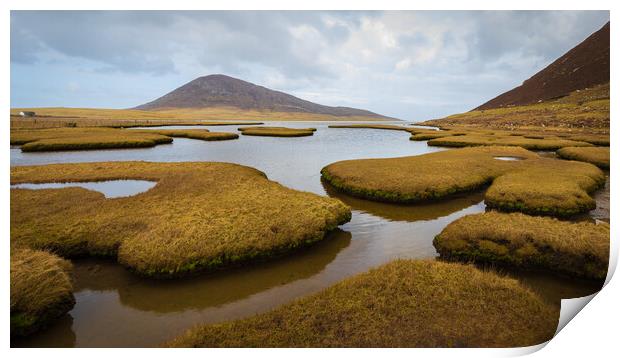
[10,121,607,347]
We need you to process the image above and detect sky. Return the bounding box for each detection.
[10,10,609,121]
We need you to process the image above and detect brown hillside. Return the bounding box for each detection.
[476,21,609,110]
[134,74,392,119]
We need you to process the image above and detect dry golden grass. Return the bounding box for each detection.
[11,127,173,152]
[427,134,593,150]
[421,84,609,132]
[137,129,239,141]
[238,126,316,137]
[10,106,390,125]
[484,158,604,216]
[110,121,262,128]
[321,146,604,216]
[557,146,610,168]
[11,162,351,278]
[10,118,264,130]
[409,131,466,141]
[11,127,239,152]
[434,212,609,280]
[11,248,75,336]
[166,259,558,348]
[562,134,609,146]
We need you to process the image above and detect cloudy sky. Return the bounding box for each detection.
[11,10,609,120]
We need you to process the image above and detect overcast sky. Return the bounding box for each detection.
[10,10,609,120]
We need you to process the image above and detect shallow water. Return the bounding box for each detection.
[10,180,156,198]
[493,156,525,161]
[589,172,610,223]
[10,121,606,347]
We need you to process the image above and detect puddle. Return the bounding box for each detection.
[493,156,525,161]
[11,180,157,198]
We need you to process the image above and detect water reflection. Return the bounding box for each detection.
[323,180,486,222]
[510,270,604,306]
[78,230,351,312]
[12,314,76,348]
[10,180,157,199]
[493,156,525,161]
[590,173,610,223]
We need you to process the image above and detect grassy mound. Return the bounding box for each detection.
[11,162,351,278]
[138,129,239,141]
[11,127,240,152]
[484,157,604,216]
[238,126,316,137]
[12,127,173,152]
[11,249,75,337]
[166,260,558,348]
[428,134,593,150]
[557,146,610,168]
[321,146,604,216]
[434,212,609,280]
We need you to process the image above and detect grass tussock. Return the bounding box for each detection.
[166,259,558,348]
[11,127,173,152]
[484,158,604,216]
[420,84,609,132]
[138,129,239,141]
[238,126,316,137]
[11,248,75,336]
[11,162,351,278]
[557,146,610,168]
[427,134,593,151]
[321,146,604,216]
[434,212,609,280]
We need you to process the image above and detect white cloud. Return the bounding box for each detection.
[10,10,610,119]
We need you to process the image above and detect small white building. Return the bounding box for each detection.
[19,111,36,117]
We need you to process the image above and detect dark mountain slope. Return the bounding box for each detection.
[475,21,609,110]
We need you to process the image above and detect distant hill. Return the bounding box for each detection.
[134,74,393,119]
[475,21,609,110]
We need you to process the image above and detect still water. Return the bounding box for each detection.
[10,180,156,198]
[10,122,606,347]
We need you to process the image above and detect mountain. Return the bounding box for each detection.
[475,21,609,110]
[134,74,392,119]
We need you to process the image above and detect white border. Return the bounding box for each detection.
[2,1,617,357]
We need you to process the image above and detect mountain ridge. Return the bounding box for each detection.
[134,74,393,119]
[475,21,609,110]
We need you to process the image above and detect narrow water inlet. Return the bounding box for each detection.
[10,180,157,198]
